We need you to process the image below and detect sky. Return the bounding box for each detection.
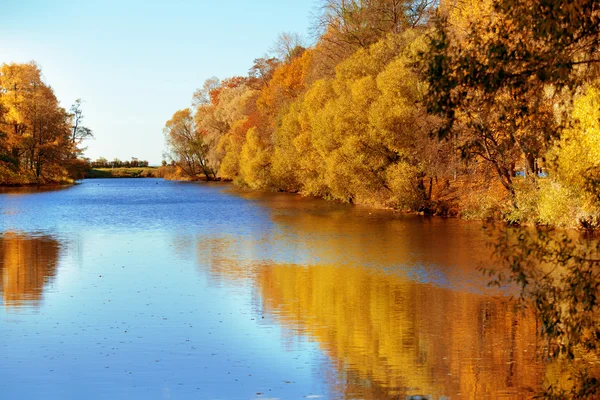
[0,0,317,165]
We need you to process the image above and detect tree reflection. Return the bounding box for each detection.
[0,232,61,308]
[193,192,549,398]
[255,263,543,399]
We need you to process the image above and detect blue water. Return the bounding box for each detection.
[0,179,542,399]
[0,179,331,399]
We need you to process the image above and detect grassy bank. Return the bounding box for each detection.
[85,167,161,179]
[84,166,217,180]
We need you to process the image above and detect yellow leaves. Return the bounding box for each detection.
[217,118,248,179]
[439,0,495,38]
[302,78,334,118]
[257,49,313,115]
[571,86,600,162]
[0,62,76,182]
[514,82,600,226]
[552,84,600,192]
[349,75,378,112]
[164,108,194,142]
[240,127,272,188]
[369,57,421,148]
[535,180,579,227]
[257,31,436,207]
[271,102,304,192]
[173,30,438,211]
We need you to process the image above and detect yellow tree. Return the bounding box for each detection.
[272,32,447,209]
[0,62,73,183]
[0,62,42,169]
[236,49,314,188]
[163,108,214,181]
[193,77,255,177]
[425,0,600,198]
[537,83,600,227]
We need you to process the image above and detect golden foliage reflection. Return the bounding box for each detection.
[255,263,542,399]
[0,232,61,307]
[192,193,550,398]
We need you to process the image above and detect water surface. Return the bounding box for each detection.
[0,179,543,399]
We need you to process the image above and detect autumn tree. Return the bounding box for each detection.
[69,98,93,155]
[270,32,448,209]
[0,62,75,183]
[192,76,221,107]
[163,108,214,181]
[247,57,280,90]
[425,0,600,198]
[269,32,306,63]
[0,91,12,167]
[238,49,315,188]
[312,0,436,72]
[425,1,600,396]
[188,75,256,181]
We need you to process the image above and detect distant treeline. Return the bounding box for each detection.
[89,157,149,169]
[163,0,600,231]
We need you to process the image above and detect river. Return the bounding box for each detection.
[0,178,543,399]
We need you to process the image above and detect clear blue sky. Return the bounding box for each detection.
[0,0,316,165]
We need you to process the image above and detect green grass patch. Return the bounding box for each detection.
[85,167,159,179]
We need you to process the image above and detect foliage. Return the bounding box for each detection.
[90,157,149,168]
[85,167,158,179]
[549,83,600,226]
[313,0,435,68]
[0,62,89,185]
[152,2,600,397]
[239,127,272,188]
[163,108,215,181]
[425,0,600,198]
[484,227,600,398]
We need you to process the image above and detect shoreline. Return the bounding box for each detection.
[1,176,590,233]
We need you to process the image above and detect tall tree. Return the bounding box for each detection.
[269,32,306,63]
[313,0,435,69]
[0,62,74,182]
[425,0,600,197]
[247,58,280,90]
[163,108,214,181]
[69,98,93,155]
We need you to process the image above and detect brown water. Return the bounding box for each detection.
[0,179,544,399]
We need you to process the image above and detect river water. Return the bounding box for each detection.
[0,178,543,399]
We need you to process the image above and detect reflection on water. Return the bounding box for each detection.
[0,185,72,196]
[0,180,547,398]
[0,232,61,308]
[256,263,540,399]
[229,190,496,292]
[198,191,545,399]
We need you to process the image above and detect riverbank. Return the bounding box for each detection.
[2,167,161,185]
[0,164,75,187]
[85,167,162,179]
[84,166,223,181]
